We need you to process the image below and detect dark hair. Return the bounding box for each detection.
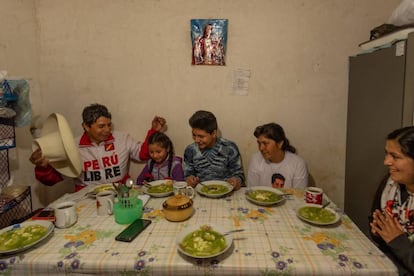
[189,110,217,134]
[272,173,285,183]
[82,103,112,127]
[254,123,296,153]
[147,132,175,180]
[387,126,414,159]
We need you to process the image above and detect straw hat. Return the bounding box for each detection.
[32,113,82,177]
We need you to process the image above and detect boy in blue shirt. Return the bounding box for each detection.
[183,110,244,190]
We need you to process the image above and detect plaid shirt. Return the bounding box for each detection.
[183,137,245,184]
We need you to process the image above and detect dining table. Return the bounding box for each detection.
[0,185,398,275]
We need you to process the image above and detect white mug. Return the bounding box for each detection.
[54,201,77,228]
[96,190,115,216]
[173,181,195,199]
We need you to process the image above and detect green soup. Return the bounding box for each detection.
[201,184,229,195]
[299,206,336,223]
[148,183,173,194]
[0,224,48,251]
[180,227,227,257]
[248,190,282,203]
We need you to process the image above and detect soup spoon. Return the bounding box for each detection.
[223,229,245,236]
[198,182,218,191]
[321,200,331,209]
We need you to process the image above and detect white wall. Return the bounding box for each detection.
[1,0,400,210]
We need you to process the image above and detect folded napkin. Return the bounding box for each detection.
[138,194,150,207]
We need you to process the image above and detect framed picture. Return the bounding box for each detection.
[191,19,228,66]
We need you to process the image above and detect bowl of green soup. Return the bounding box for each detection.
[245,186,285,206]
[195,180,233,198]
[297,204,340,226]
[0,220,54,254]
[176,224,233,258]
[144,180,174,197]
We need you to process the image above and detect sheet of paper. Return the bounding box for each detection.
[232,69,251,96]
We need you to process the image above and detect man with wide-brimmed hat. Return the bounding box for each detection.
[30,103,166,191]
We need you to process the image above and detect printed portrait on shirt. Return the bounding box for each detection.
[272,173,285,188]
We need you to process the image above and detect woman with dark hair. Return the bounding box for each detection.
[370,126,414,275]
[136,132,184,185]
[247,123,308,189]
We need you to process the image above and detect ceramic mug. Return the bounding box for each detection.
[96,190,115,216]
[54,201,77,228]
[305,187,323,205]
[173,181,195,199]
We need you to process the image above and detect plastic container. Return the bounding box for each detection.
[114,196,142,225]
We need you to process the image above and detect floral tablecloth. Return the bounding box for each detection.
[0,187,397,275]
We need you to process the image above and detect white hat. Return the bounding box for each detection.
[32,113,82,177]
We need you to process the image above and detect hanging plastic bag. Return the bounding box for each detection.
[0,70,32,127]
[388,0,414,26]
[0,71,7,108]
[6,79,32,127]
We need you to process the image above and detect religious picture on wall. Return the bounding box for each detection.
[191,19,228,66]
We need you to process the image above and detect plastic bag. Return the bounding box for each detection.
[6,79,32,127]
[388,0,414,26]
[0,70,32,127]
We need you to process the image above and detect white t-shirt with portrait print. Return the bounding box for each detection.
[247,151,308,189]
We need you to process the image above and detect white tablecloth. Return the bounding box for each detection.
[0,187,398,275]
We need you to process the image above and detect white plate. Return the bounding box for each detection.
[143,180,174,197]
[176,224,233,259]
[88,184,115,198]
[296,203,341,226]
[245,186,285,206]
[195,180,234,198]
[0,220,54,255]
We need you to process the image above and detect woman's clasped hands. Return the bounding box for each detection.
[370,209,405,243]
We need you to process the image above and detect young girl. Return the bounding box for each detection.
[136,132,184,185]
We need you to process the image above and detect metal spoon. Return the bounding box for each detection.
[223,229,245,236]
[198,182,218,191]
[126,178,134,189]
[322,201,331,209]
[121,178,135,198]
[112,183,121,194]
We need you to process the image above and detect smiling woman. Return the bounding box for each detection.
[370,126,414,275]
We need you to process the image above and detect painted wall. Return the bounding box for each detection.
[1,0,399,210]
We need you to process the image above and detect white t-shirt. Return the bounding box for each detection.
[247,151,308,189]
